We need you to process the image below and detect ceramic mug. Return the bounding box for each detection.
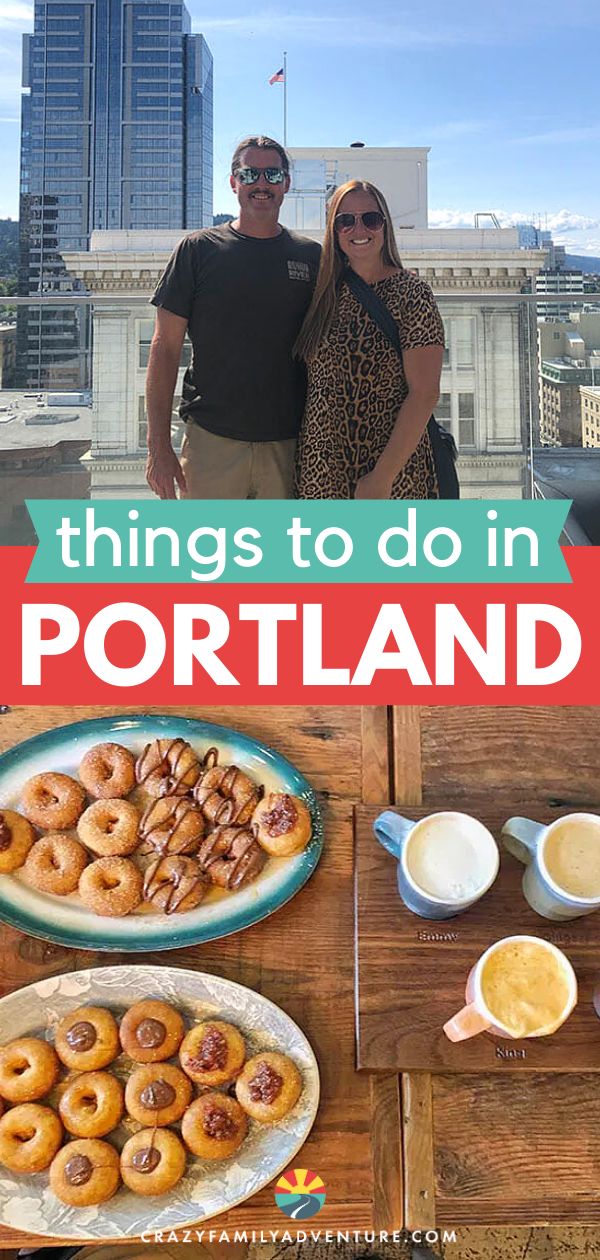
[501,813,600,921]
[443,934,578,1042]
[373,809,499,920]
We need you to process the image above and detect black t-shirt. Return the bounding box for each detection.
[151,223,321,442]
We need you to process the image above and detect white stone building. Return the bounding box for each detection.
[282,145,429,233]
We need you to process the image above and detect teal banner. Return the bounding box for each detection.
[26,500,571,584]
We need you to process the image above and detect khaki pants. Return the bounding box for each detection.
[180,424,296,500]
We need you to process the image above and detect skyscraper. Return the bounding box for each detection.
[17,0,213,387]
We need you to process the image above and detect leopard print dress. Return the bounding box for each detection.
[295,269,445,499]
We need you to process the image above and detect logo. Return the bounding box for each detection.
[287,260,311,282]
[275,1168,326,1219]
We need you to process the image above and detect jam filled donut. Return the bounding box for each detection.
[121,1127,187,1196]
[197,825,266,890]
[49,1137,121,1207]
[79,742,136,800]
[22,833,88,895]
[252,793,312,857]
[138,796,205,858]
[0,1037,60,1103]
[194,748,263,826]
[235,1051,302,1122]
[78,799,141,857]
[0,809,36,874]
[181,1092,248,1161]
[79,856,143,917]
[119,999,185,1063]
[21,772,86,831]
[125,1062,192,1127]
[179,1020,246,1087]
[55,1006,120,1072]
[0,1103,63,1173]
[135,738,202,797]
[143,855,209,914]
[58,1071,124,1138]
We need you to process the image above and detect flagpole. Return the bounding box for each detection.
[283,50,287,146]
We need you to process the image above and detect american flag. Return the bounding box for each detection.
[269,67,284,84]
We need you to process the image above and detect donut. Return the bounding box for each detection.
[119,999,185,1063]
[0,809,36,873]
[197,824,266,890]
[0,1037,60,1103]
[49,1137,120,1206]
[55,1006,120,1072]
[143,855,208,914]
[193,748,263,826]
[181,1092,247,1161]
[135,738,202,797]
[21,772,86,831]
[179,1020,246,1087]
[235,1052,302,1122]
[58,1070,124,1138]
[79,742,136,799]
[0,1103,63,1172]
[125,1062,192,1127]
[138,796,205,858]
[79,856,143,917]
[252,793,312,857]
[78,799,141,857]
[121,1127,186,1196]
[22,833,88,895]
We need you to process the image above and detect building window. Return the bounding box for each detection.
[458,392,475,447]
[436,392,451,420]
[138,395,184,449]
[138,319,191,368]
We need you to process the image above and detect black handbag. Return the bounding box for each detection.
[344,269,460,499]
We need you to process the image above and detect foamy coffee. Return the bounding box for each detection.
[405,812,498,902]
[544,816,600,900]
[480,937,574,1038]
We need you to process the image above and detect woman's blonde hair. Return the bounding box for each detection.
[294,179,402,361]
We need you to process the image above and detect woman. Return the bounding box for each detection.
[294,180,445,499]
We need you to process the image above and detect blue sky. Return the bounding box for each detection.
[1,0,599,253]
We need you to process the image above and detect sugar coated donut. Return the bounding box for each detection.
[181,1092,248,1160]
[58,1070,124,1138]
[197,824,266,889]
[55,1006,120,1072]
[49,1137,120,1206]
[0,1103,63,1172]
[0,809,36,873]
[79,856,143,917]
[143,855,208,914]
[79,742,136,799]
[121,1127,187,1196]
[179,1020,246,1087]
[138,795,205,858]
[125,1062,192,1127]
[235,1051,302,1122]
[21,772,86,831]
[194,748,262,826]
[119,999,185,1063]
[0,1037,60,1103]
[78,798,140,857]
[135,737,201,797]
[252,792,312,857]
[22,833,88,895]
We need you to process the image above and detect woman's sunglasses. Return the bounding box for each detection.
[234,166,286,185]
[334,210,385,232]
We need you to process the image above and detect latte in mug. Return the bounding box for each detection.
[543,816,600,899]
[405,812,498,902]
[480,937,574,1039]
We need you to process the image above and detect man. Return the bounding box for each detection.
[146,135,321,499]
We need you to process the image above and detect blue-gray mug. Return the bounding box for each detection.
[502,813,600,921]
[373,809,499,920]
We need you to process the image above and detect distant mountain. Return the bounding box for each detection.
[565,253,600,274]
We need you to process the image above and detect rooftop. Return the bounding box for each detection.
[532,448,600,544]
[0,391,92,450]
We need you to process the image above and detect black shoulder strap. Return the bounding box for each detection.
[344,267,403,360]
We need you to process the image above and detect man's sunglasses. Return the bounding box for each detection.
[334,210,385,232]
[234,166,286,185]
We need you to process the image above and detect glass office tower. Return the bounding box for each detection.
[17,0,213,387]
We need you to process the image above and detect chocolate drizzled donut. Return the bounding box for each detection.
[143,855,209,914]
[197,824,266,890]
[135,738,202,797]
[193,747,263,826]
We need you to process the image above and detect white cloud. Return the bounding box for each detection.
[428,207,600,256]
[192,10,489,48]
[0,2,32,30]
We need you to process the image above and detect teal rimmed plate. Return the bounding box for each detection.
[0,715,323,952]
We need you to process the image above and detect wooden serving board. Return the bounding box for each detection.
[355,802,600,1073]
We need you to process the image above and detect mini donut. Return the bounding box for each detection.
[198,824,266,890]
[55,1006,120,1072]
[179,1020,246,1087]
[143,855,208,914]
[0,809,36,873]
[235,1052,302,1123]
[78,798,141,857]
[21,772,86,831]
[0,1037,60,1103]
[135,737,202,797]
[252,793,312,857]
[79,856,143,917]
[58,1070,124,1138]
[125,1062,192,1127]
[79,742,136,799]
[119,999,185,1063]
[138,796,205,858]
[121,1127,187,1196]
[22,833,88,895]
[193,748,263,826]
[0,1103,63,1172]
[181,1092,247,1161]
[49,1137,120,1207]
